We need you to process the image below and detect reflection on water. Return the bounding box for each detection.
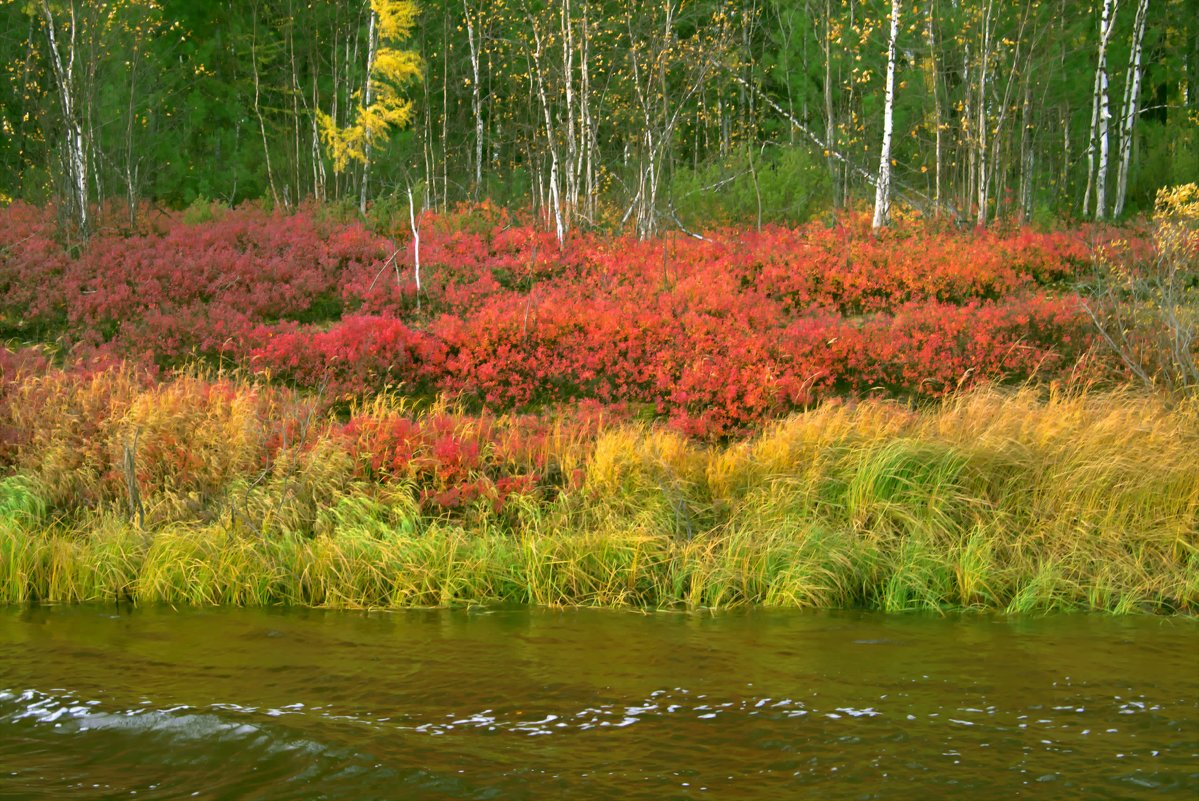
[1,606,1196,800]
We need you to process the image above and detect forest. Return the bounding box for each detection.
[1,0,1196,234]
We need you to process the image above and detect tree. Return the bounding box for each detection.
[1083,0,1119,220]
[873,0,900,230]
[2,0,1195,228]
[35,0,90,236]
[317,0,421,210]
[1114,0,1149,217]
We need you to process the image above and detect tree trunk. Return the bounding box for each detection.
[408,185,422,310]
[926,1,943,212]
[824,0,839,206]
[975,0,993,227]
[1084,0,1118,220]
[38,0,89,236]
[1019,72,1034,220]
[359,5,378,214]
[872,0,900,230]
[251,7,281,209]
[464,0,484,198]
[580,0,595,221]
[123,37,141,226]
[529,16,565,245]
[562,0,579,216]
[1114,0,1149,217]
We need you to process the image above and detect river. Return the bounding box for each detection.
[1,606,1195,799]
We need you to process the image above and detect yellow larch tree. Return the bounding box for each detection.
[318,0,421,203]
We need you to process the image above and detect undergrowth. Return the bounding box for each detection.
[1,369,1194,613]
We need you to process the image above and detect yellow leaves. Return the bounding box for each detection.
[320,0,421,174]
[368,86,415,125]
[1155,183,1199,220]
[1152,187,1199,269]
[374,0,417,41]
[318,111,367,172]
[373,49,421,85]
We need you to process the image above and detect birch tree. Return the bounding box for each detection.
[973,0,993,226]
[1083,0,1119,220]
[37,0,89,235]
[1114,0,1149,217]
[2,0,1196,227]
[527,6,566,245]
[318,0,421,207]
[358,6,377,212]
[925,0,944,211]
[463,0,484,197]
[872,0,900,230]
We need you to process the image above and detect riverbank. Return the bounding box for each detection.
[2,372,1194,612]
[2,204,1195,612]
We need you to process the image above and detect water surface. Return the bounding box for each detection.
[1,606,1195,800]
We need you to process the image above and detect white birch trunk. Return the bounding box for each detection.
[311,75,327,200]
[975,0,993,227]
[530,22,566,246]
[1096,54,1114,218]
[359,5,378,215]
[464,0,484,198]
[251,29,281,209]
[1114,0,1149,217]
[1020,74,1034,220]
[408,185,422,310]
[39,0,89,235]
[562,0,578,214]
[825,0,838,205]
[985,4,1029,223]
[926,3,943,210]
[1084,0,1118,219]
[872,0,900,231]
[962,43,974,214]
[580,1,595,219]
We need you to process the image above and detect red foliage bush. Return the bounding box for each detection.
[340,404,602,512]
[0,204,390,360]
[0,203,1114,437]
[249,315,447,400]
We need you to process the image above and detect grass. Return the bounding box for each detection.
[1,374,1196,612]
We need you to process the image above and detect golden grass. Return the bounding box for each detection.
[1,376,1196,612]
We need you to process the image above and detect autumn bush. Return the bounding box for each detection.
[0,356,624,522]
[0,201,1120,435]
[339,397,605,514]
[250,314,447,401]
[1081,184,1199,395]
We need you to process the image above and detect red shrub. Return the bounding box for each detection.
[249,315,447,400]
[0,202,1117,438]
